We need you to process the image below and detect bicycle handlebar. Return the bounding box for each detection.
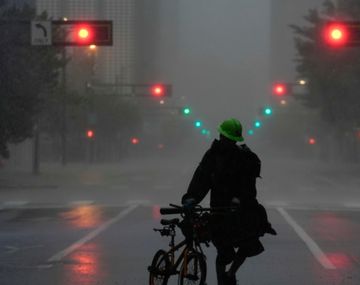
[160,207,183,215]
[160,204,240,215]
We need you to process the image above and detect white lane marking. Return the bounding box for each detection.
[46,203,139,263]
[3,201,28,207]
[277,207,336,270]
[69,200,94,206]
[126,200,151,206]
[264,201,288,207]
[344,202,360,208]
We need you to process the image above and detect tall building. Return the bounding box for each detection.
[36,0,137,84]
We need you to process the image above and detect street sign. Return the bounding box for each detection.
[31,21,51,46]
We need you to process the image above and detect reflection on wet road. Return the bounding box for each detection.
[0,203,359,284]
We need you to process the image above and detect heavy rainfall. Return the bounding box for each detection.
[0,0,359,284]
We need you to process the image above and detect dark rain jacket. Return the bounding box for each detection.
[182,139,266,254]
[182,139,260,208]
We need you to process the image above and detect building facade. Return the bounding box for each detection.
[36,0,136,84]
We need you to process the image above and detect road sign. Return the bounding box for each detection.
[31,21,51,46]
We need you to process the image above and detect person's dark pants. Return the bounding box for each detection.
[215,244,246,285]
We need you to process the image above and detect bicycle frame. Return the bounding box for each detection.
[164,231,204,276]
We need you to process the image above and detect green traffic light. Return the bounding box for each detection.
[248,129,254,135]
[264,107,273,116]
[254,121,261,128]
[195,120,202,128]
[183,107,191,115]
[201,129,207,135]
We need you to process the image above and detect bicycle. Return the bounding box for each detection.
[148,204,238,285]
[148,204,210,285]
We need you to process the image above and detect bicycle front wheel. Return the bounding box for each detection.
[149,249,170,285]
[179,252,207,285]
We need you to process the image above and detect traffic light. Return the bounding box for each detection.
[254,120,262,128]
[131,137,140,145]
[322,21,360,47]
[52,20,113,46]
[308,137,316,145]
[194,120,202,128]
[263,107,273,116]
[149,84,172,98]
[272,83,288,96]
[323,22,349,46]
[150,85,164,97]
[248,129,254,135]
[201,129,208,135]
[181,107,191,116]
[75,25,93,44]
[86,129,95,139]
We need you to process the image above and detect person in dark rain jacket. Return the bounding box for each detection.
[182,118,276,285]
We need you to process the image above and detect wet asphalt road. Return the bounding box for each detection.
[0,156,359,285]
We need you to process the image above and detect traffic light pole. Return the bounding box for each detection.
[32,123,40,175]
[60,48,67,166]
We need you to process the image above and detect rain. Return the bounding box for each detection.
[0,0,359,284]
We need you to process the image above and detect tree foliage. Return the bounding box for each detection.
[0,4,62,158]
[291,0,360,133]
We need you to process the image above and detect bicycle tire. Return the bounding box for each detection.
[178,252,207,285]
[149,249,170,285]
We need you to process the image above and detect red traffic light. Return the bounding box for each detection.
[86,130,95,139]
[273,83,287,96]
[52,20,113,46]
[131,137,140,145]
[324,23,349,46]
[75,25,93,44]
[151,85,165,97]
[308,138,316,145]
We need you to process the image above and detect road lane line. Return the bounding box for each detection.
[277,207,336,270]
[69,200,94,206]
[3,201,28,207]
[47,203,139,263]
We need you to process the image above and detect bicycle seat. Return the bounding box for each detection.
[160,218,180,225]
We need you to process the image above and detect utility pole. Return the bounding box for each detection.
[32,123,40,175]
[60,47,67,166]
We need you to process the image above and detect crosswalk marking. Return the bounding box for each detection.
[46,203,139,265]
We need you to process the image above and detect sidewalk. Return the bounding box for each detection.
[0,155,195,190]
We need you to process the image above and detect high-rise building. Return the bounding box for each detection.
[36,0,136,84]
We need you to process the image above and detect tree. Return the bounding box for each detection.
[291,0,360,160]
[0,4,62,158]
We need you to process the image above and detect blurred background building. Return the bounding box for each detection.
[35,0,137,84]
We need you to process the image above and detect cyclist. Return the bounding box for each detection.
[181,118,276,285]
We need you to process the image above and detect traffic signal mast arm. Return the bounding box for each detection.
[87,82,172,97]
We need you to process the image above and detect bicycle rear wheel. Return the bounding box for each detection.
[149,250,170,285]
[179,252,207,285]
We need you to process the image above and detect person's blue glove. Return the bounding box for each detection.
[182,198,196,209]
